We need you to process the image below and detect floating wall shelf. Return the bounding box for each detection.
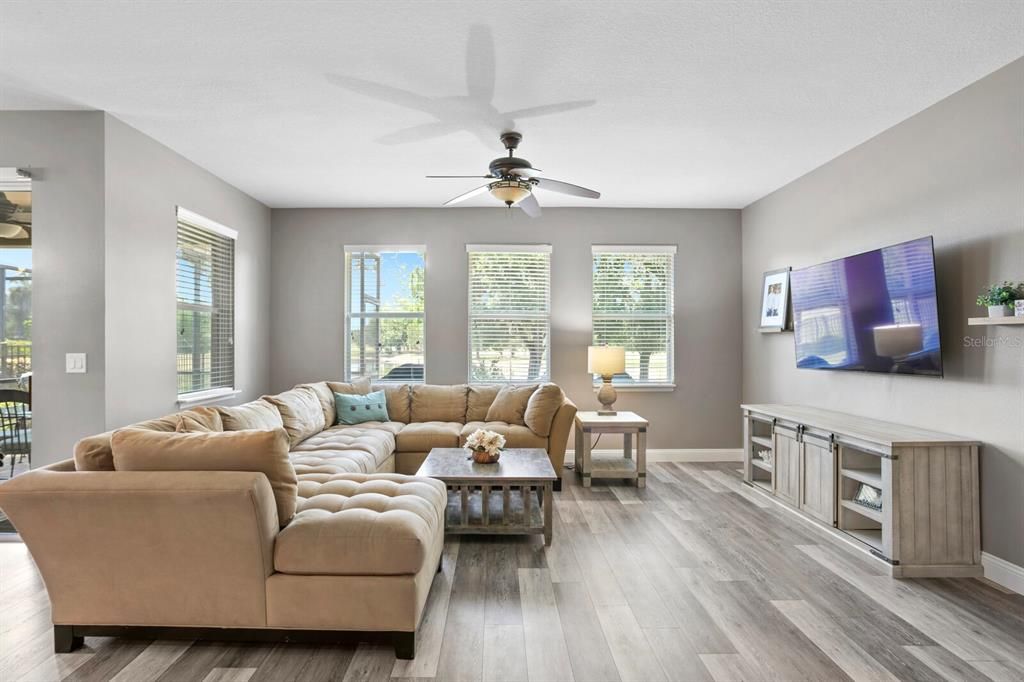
[967,317,1024,326]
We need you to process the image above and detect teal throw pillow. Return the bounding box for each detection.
[335,390,389,425]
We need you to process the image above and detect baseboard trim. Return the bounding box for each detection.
[566,448,742,463]
[982,552,1024,595]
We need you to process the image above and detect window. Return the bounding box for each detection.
[592,245,675,386]
[468,244,551,383]
[345,246,425,382]
[176,208,236,397]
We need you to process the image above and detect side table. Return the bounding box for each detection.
[574,411,649,488]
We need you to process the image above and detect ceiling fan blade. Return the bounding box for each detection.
[510,167,543,177]
[443,184,492,206]
[518,192,542,218]
[532,177,600,199]
[427,175,494,179]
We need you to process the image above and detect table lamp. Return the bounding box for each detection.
[588,345,625,415]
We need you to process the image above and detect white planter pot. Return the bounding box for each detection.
[988,305,1012,318]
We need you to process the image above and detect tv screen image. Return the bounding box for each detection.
[790,236,942,376]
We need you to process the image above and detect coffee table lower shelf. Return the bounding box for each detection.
[443,484,551,544]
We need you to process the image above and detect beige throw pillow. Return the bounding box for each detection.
[110,428,297,526]
[371,383,412,423]
[73,413,180,471]
[296,381,337,426]
[466,385,501,422]
[176,406,224,433]
[484,384,538,425]
[524,383,564,437]
[263,387,326,446]
[327,377,372,396]
[217,399,284,432]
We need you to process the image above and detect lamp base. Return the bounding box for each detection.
[597,409,618,416]
[596,376,618,416]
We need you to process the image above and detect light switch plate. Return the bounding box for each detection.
[65,353,87,374]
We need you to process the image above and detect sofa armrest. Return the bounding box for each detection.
[546,396,578,477]
[0,469,278,628]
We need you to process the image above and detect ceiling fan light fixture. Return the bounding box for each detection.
[489,179,532,206]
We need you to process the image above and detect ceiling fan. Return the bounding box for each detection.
[427,131,600,218]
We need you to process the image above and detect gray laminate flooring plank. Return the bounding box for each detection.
[109,639,194,682]
[902,645,993,682]
[341,643,396,682]
[435,539,487,682]
[594,603,667,682]
[643,627,714,682]
[698,653,763,682]
[482,623,528,682]
[518,568,575,682]
[391,539,460,679]
[552,581,621,682]
[203,667,258,682]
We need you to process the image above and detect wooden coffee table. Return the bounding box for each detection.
[416,448,556,545]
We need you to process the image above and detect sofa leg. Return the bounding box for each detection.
[437,557,443,574]
[54,625,83,653]
[393,631,415,659]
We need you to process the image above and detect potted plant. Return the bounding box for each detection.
[976,281,1022,318]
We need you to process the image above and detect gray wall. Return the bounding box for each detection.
[270,208,742,451]
[0,111,108,465]
[741,59,1024,564]
[104,115,272,427]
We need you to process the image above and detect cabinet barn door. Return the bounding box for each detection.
[773,429,800,505]
[800,439,835,525]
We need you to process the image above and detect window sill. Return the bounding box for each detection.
[593,384,676,392]
[177,388,241,407]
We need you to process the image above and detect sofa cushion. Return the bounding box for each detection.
[218,399,284,432]
[524,383,564,437]
[371,383,412,423]
[176,406,224,433]
[327,377,372,396]
[297,381,337,426]
[73,414,180,471]
[460,422,548,449]
[410,384,468,423]
[466,385,501,422]
[335,390,389,425]
[396,421,462,452]
[276,473,446,575]
[485,384,538,425]
[291,423,395,469]
[110,427,297,526]
[264,387,326,447]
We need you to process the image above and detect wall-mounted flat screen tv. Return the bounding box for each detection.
[790,236,942,376]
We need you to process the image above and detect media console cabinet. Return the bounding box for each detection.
[742,404,981,578]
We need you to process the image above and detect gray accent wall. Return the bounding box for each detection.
[0,111,107,465]
[270,208,742,451]
[741,59,1024,564]
[104,115,272,427]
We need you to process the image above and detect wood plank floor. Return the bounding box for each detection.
[2,462,1022,681]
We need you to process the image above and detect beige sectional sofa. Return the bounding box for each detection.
[0,380,576,658]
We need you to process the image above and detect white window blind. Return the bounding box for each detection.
[345,246,425,382]
[176,209,235,396]
[467,245,551,383]
[592,245,675,385]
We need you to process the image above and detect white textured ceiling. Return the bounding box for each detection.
[1,1,1021,209]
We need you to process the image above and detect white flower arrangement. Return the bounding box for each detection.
[465,428,506,457]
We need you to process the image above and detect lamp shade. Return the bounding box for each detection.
[588,345,625,375]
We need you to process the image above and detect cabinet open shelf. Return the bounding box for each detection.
[751,458,773,473]
[840,499,882,523]
[843,528,883,552]
[751,435,772,449]
[840,468,882,488]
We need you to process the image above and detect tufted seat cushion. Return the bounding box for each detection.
[276,473,446,576]
[395,421,462,452]
[460,421,548,449]
[290,424,396,476]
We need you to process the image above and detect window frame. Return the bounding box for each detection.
[175,207,238,403]
[591,244,676,391]
[343,244,427,383]
[466,243,552,384]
